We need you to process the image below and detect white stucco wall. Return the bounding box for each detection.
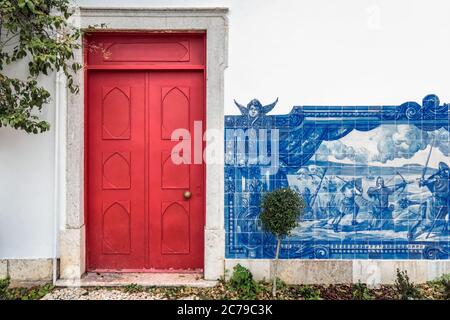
[2,0,450,260]
[0,64,57,258]
[78,0,450,114]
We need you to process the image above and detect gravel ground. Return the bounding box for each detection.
[42,288,174,300]
[37,281,449,300]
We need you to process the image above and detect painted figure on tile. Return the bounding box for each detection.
[234,98,278,125]
[367,176,407,229]
[332,178,363,230]
[322,179,339,221]
[248,176,263,193]
[301,187,314,219]
[409,161,450,239]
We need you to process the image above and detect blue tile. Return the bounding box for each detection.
[225,95,450,260]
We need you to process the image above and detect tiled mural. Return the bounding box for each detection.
[225,94,450,260]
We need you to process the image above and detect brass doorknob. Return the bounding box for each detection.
[183,190,192,200]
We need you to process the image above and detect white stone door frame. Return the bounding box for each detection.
[60,7,228,280]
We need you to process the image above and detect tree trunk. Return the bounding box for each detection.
[272,237,281,298]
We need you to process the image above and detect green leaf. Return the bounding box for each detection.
[26,0,36,13]
[17,0,26,9]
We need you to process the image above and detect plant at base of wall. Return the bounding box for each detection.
[427,273,450,300]
[0,277,54,300]
[352,281,373,300]
[298,285,322,300]
[227,264,261,300]
[394,269,422,300]
[0,277,10,300]
[260,188,306,298]
[0,0,81,133]
[439,275,450,299]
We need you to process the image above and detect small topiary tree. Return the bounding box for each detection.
[260,187,305,298]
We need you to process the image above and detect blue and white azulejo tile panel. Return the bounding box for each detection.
[225,95,450,260]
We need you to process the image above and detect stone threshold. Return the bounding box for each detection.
[56,272,217,288]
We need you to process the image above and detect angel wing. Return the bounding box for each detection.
[234,99,248,115]
[261,97,279,115]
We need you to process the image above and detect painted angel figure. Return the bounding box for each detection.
[234,98,278,125]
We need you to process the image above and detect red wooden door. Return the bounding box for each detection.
[148,72,204,270]
[87,71,147,270]
[86,34,205,271]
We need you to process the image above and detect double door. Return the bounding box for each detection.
[87,70,204,271]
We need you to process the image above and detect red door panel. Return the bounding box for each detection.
[86,33,205,66]
[148,72,204,270]
[87,70,204,271]
[161,201,190,254]
[87,71,147,270]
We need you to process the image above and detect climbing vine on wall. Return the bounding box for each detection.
[0,0,81,133]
